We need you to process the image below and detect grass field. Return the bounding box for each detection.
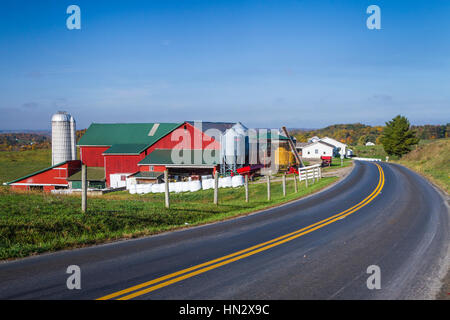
[321,158,352,172]
[0,149,51,184]
[396,138,449,194]
[351,144,388,160]
[0,175,338,260]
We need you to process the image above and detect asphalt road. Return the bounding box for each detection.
[0,161,448,300]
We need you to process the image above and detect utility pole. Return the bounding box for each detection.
[282,173,286,197]
[267,175,271,201]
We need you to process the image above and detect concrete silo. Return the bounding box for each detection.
[52,111,77,165]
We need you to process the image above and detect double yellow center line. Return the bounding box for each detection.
[98,163,385,300]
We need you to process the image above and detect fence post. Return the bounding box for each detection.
[164,170,170,208]
[81,164,87,212]
[214,171,219,205]
[294,172,298,193]
[319,167,322,180]
[305,169,308,187]
[244,175,249,202]
[282,173,286,197]
[267,175,271,201]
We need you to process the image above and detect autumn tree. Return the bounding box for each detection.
[381,115,419,157]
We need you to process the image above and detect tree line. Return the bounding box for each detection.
[0,129,87,152]
[292,123,449,146]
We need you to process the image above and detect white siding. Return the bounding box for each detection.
[320,137,347,156]
[301,142,334,159]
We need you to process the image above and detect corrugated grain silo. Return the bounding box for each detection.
[52,111,76,165]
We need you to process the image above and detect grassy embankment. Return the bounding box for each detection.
[395,138,449,194]
[0,148,338,260]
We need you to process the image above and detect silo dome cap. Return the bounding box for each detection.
[52,112,71,122]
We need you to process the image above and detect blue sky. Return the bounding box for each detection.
[1,0,449,130]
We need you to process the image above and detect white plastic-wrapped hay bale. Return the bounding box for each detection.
[189,180,202,192]
[143,184,152,194]
[129,185,137,194]
[136,184,145,194]
[173,182,182,193]
[232,175,244,187]
[158,183,165,193]
[202,178,214,190]
[181,181,190,192]
[219,176,232,188]
[151,184,158,193]
[169,182,176,192]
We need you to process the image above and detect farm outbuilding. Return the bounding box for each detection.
[299,141,335,159]
[5,160,81,191]
[78,121,229,187]
[67,167,106,190]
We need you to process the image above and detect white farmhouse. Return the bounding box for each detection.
[300,141,335,159]
[320,137,348,157]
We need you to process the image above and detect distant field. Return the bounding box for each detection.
[351,144,388,160]
[0,149,51,184]
[396,138,449,194]
[0,176,337,260]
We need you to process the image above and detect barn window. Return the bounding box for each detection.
[121,175,126,181]
[315,149,318,154]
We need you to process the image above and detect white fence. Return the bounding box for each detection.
[352,157,382,162]
[298,164,321,181]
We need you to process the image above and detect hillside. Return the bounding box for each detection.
[0,149,52,184]
[292,123,450,146]
[396,138,449,193]
[0,129,86,152]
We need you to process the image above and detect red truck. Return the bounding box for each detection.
[321,156,332,167]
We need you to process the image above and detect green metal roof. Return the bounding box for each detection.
[5,161,70,185]
[103,144,148,155]
[68,167,106,181]
[139,149,219,166]
[78,123,182,147]
[130,171,164,179]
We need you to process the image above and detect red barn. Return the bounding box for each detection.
[78,122,234,188]
[5,160,81,191]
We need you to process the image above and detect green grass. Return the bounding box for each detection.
[351,144,388,160]
[321,158,353,172]
[0,149,51,184]
[0,176,338,260]
[396,138,449,194]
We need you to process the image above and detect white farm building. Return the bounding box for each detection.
[320,137,348,157]
[300,141,335,159]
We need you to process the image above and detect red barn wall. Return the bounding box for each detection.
[80,146,109,167]
[104,154,147,186]
[90,123,222,187]
[9,160,81,191]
